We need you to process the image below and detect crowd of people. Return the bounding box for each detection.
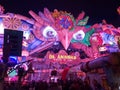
[3,77,105,90]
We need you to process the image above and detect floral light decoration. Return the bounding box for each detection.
[54,11,75,30]
[52,9,61,19]
[59,14,74,29]
[3,13,21,30]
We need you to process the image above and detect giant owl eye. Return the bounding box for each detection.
[73,30,85,40]
[43,26,57,38]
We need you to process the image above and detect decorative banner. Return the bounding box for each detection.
[48,54,76,61]
[45,49,81,66]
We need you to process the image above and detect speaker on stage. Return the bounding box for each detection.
[3,29,23,57]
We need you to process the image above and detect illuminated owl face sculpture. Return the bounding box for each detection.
[28,8,120,50]
[27,8,120,60]
[29,8,92,49]
[0,5,119,60]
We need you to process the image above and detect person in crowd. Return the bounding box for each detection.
[92,79,105,90]
[69,79,83,90]
[83,76,93,90]
[84,80,93,90]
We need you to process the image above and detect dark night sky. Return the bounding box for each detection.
[0,0,120,27]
